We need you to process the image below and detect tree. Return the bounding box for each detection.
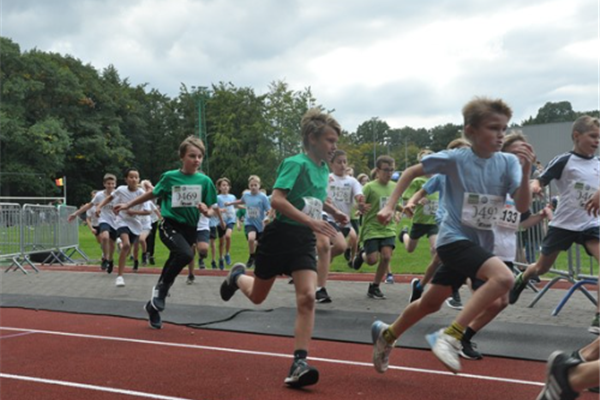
[522,101,577,125]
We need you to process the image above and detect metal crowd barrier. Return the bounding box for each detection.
[0,203,88,274]
[514,190,598,316]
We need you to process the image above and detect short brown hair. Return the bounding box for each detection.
[375,155,395,169]
[216,177,231,190]
[447,138,471,150]
[462,97,513,128]
[502,130,527,152]
[248,175,261,185]
[301,108,341,150]
[179,136,205,158]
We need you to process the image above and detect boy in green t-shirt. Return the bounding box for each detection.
[218,109,347,388]
[353,155,403,299]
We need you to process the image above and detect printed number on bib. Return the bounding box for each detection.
[496,203,520,231]
[247,207,260,219]
[302,197,323,221]
[379,196,390,211]
[172,185,202,208]
[331,186,352,204]
[575,182,595,209]
[461,193,504,230]
[423,200,439,216]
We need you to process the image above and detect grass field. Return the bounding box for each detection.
[76,223,435,274]
[75,223,597,277]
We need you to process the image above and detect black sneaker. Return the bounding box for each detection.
[536,351,581,400]
[149,256,155,265]
[343,248,351,262]
[211,260,217,269]
[398,227,409,244]
[352,250,364,270]
[144,301,162,329]
[509,272,527,305]
[284,358,319,388]
[198,258,206,270]
[100,259,108,271]
[409,278,423,303]
[142,253,148,266]
[151,282,171,311]
[367,283,386,299]
[220,263,246,301]
[315,287,332,304]
[445,290,463,310]
[186,274,195,285]
[107,260,114,274]
[133,259,139,271]
[460,339,483,360]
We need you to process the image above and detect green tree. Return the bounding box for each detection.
[522,101,577,125]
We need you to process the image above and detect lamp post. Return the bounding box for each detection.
[195,86,209,175]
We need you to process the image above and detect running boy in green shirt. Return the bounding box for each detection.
[353,155,403,299]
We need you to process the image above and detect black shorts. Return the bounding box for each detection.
[409,223,439,240]
[92,226,100,236]
[244,225,263,241]
[217,222,235,238]
[209,226,217,240]
[541,226,600,257]
[116,226,139,244]
[254,220,317,280]
[432,240,494,291]
[364,237,396,255]
[98,223,117,241]
[196,229,210,244]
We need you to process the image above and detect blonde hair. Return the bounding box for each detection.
[572,115,600,140]
[103,173,117,183]
[502,130,528,152]
[301,108,341,150]
[417,149,434,162]
[179,136,205,158]
[447,138,471,150]
[462,97,513,128]
[357,173,369,185]
[248,175,261,185]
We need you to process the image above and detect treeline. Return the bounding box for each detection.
[1,36,597,206]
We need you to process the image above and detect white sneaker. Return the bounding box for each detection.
[425,329,461,373]
[371,320,395,373]
[115,276,125,287]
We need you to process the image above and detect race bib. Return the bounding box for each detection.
[574,182,595,209]
[379,196,390,211]
[302,197,323,221]
[247,206,260,219]
[461,193,504,230]
[423,199,439,216]
[330,186,352,204]
[172,185,202,208]
[496,202,520,231]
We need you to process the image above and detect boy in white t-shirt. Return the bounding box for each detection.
[97,168,148,287]
[509,116,600,331]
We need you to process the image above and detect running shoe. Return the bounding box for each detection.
[460,338,482,360]
[115,276,125,287]
[409,278,423,303]
[220,263,246,301]
[315,287,332,304]
[367,283,385,299]
[509,272,527,305]
[284,358,319,388]
[536,351,581,400]
[144,301,162,329]
[425,329,461,373]
[371,320,395,373]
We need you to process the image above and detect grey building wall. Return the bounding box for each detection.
[519,122,574,166]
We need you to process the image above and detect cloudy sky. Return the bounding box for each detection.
[1,0,598,132]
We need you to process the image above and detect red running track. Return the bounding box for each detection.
[0,308,595,400]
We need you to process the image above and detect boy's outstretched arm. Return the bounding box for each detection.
[377,164,425,225]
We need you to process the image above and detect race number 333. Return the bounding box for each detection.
[461,193,504,230]
[172,185,202,208]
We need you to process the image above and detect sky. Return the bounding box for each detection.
[1,0,598,132]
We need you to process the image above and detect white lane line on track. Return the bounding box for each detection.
[0,326,543,387]
[0,373,196,400]
[0,331,36,340]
